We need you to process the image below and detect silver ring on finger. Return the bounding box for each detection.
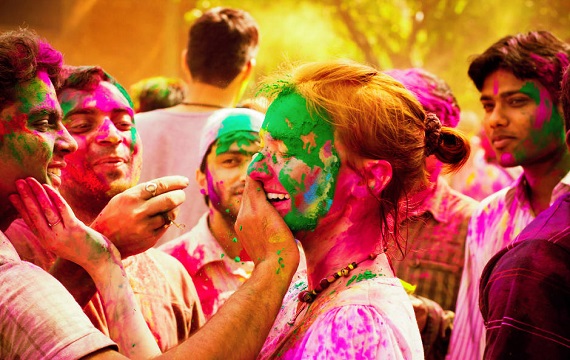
[145,182,158,197]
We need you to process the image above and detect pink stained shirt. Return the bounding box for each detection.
[447,170,570,360]
[159,213,255,320]
[258,258,424,360]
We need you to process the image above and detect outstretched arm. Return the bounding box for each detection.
[163,177,299,359]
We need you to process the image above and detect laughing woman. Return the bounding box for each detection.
[249,60,470,359]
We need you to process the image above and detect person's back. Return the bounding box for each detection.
[448,30,570,360]
[479,193,570,359]
[136,7,260,244]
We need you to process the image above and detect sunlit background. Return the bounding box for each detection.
[2,0,569,130]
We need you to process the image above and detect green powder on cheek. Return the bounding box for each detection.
[515,82,566,161]
[5,134,23,164]
[130,127,138,153]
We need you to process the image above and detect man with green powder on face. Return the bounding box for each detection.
[449,31,570,360]
[160,107,267,320]
[7,64,206,351]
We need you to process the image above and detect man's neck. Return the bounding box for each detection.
[178,81,241,110]
[208,209,250,261]
[522,148,570,214]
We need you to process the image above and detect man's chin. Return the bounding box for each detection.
[47,173,62,189]
[105,179,136,198]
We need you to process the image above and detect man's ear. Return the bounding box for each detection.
[196,167,208,196]
[232,58,255,106]
[181,49,191,83]
[361,159,392,198]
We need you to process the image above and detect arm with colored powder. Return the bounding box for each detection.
[161,177,300,359]
[9,178,161,359]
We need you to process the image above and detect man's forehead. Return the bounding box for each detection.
[214,131,259,154]
[13,71,60,115]
[60,81,133,116]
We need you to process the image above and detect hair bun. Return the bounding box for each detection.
[424,112,442,156]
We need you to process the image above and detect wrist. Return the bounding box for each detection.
[254,250,299,289]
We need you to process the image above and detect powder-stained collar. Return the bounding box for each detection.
[511,169,570,216]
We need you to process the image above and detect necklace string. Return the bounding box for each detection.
[180,102,225,109]
[298,248,387,304]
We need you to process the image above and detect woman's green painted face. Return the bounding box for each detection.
[248,92,341,231]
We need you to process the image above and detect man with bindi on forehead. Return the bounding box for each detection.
[6,64,205,351]
[448,30,570,360]
[478,61,570,360]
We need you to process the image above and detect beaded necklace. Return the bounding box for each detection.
[298,249,387,304]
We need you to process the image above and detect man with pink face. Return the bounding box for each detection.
[7,65,206,351]
[448,31,570,360]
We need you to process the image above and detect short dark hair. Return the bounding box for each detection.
[561,66,570,132]
[468,31,570,105]
[0,28,63,110]
[58,65,133,108]
[186,7,259,88]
